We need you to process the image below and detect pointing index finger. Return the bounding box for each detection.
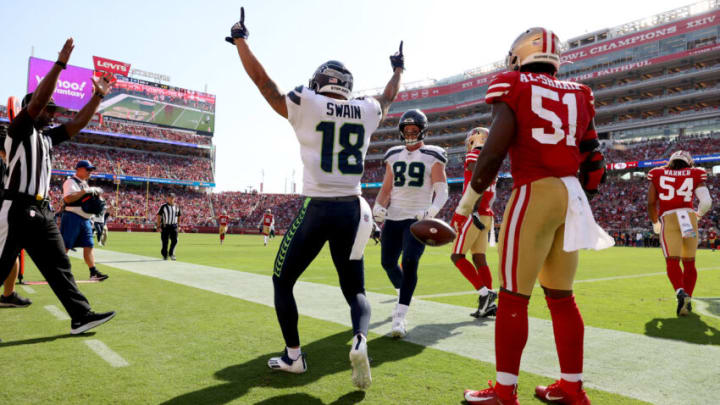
[399,40,403,55]
[241,7,244,23]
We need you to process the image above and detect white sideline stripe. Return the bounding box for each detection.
[74,249,720,405]
[415,266,720,299]
[84,339,129,367]
[44,305,70,321]
[21,285,36,294]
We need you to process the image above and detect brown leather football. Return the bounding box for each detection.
[410,218,457,247]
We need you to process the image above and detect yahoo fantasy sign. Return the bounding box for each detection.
[27,57,94,111]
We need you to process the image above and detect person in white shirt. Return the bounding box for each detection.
[61,160,108,281]
[227,7,403,390]
[372,109,448,338]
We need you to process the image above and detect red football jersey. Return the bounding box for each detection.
[463,148,496,216]
[485,71,596,188]
[709,231,717,240]
[647,167,707,216]
[218,215,229,226]
[262,213,274,226]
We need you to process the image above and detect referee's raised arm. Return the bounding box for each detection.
[27,39,74,119]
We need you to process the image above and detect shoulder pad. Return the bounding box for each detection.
[287,85,304,106]
[383,146,404,162]
[485,71,518,105]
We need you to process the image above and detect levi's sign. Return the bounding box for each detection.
[93,56,131,76]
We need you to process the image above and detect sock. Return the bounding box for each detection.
[477,265,493,289]
[264,236,268,245]
[665,258,684,292]
[454,257,483,290]
[682,259,697,296]
[495,291,529,380]
[286,346,301,361]
[478,286,489,296]
[394,303,409,320]
[546,295,584,377]
[220,233,225,242]
[89,266,97,274]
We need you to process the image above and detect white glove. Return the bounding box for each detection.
[372,204,387,224]
[652,221,661,235]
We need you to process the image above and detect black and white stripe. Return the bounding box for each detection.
[158,203,180,226]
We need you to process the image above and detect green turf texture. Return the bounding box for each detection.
[6,231,717,403]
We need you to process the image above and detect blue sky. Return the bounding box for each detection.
[0,0,692,192]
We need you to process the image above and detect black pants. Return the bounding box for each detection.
[0,200,91,319]
[94,221,104,243]
[381,218,426,306]
[272,197,371,347]
[161,225,178,257]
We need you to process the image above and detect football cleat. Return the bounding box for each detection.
[471,290,498,318]
[677,289,691,317]
[267,349,307,374]
[506,27,561,73]
[466,127,489,152]
[390,317,407,338]
[464,381,519,405]
[535,380,591,405]
[349,334,372,389]
[398,109,428,146]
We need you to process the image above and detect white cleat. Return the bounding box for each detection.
[390,317,407,338]
[349,334,372,389]
[267,349,307,374]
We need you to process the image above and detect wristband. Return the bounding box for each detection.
[94,92,105,99]
[55,61,67,69]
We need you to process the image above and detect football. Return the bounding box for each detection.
[410,218,456,247]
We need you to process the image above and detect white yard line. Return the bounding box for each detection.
[84,339,130,367]
[20,285,36,294]
[415,266,720,299]
[44,305,70,321]
[73,249,720,405]
[171,108,187,127]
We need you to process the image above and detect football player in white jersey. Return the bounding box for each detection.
[372,109,448,338]
[227,8,403,390]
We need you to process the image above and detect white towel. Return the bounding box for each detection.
[676,210,696,239]
[489,217,496,247]
[560,176,615,252]
[350,196,374,260]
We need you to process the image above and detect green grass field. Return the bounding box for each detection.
[99,95,215,133]
[3,232,719,404]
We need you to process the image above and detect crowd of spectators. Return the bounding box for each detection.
[86,119,212,145]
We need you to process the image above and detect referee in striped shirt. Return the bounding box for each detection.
[156,192,181,260]
[0,38,116,334]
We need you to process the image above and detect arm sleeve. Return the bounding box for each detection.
[46,125,70,146]
[428,181,448,218]
[696,186,712,217]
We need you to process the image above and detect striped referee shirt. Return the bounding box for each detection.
[5,110,68,199]
[158,203,181,226]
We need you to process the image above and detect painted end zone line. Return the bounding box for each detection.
[21,285,36,294]
[416,266,720,299]
[85,340,129,367]
[44,305,70,321]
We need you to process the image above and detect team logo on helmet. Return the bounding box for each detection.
[668,150,694,167]
[506,27,561,73]
[398,109,429,146]
[465,127,489,152]
[309,60,353,99]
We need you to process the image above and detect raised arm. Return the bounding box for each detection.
[226,8,288,119]
[374,41,404,120]
[26,39,74,119]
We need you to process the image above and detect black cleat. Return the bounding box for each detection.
[676,289,690,316]
[0,291,32,308]
[471,290,498,318]
[71,311,116,334]
[90,270,109,282]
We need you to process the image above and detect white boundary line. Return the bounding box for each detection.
[415,266,720,299]
[20,285,36,294]
[43,305,70,321]
[84,340,129,367]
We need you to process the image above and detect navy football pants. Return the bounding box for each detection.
[381,218,426,306]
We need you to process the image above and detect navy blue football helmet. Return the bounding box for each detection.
[309,60,353,99]
[398,109,428,145]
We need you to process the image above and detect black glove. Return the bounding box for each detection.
[471,212,486,231]
[390,41,404,71]
[225,7,249,44]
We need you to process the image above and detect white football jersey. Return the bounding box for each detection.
[384,144,447,220]
[286,85,382,197]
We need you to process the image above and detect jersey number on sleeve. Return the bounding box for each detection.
[317,122,365,174]
[392,161,425,187]
[530,85,577,146]
[658,176,693,202]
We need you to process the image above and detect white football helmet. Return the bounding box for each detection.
[505,27,561,73]
[465,127,489,152]
[668,150,694,167]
